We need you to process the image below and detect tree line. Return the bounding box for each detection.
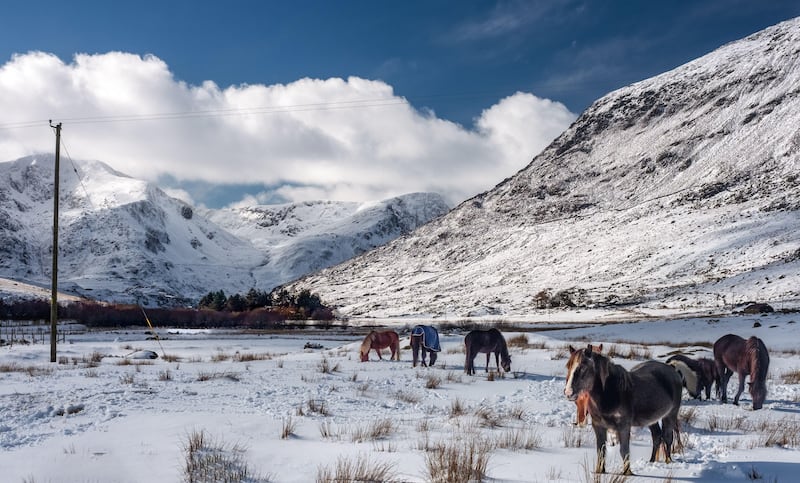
[0,287,334,329]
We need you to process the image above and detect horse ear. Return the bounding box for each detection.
[569,345,577,354]
[597,344,603,352]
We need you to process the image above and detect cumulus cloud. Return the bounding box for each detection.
[0,51,576,207]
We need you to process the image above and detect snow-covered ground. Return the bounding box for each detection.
[1,310,799,482]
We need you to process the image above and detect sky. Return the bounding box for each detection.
[1,1,799,208]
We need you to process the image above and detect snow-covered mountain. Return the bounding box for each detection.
[283,17,800,317]
[0,156,448,306]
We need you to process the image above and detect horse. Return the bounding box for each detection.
[713,334,769,410]
[565,345,682,475]
[464,328,511,375]
[410,325,441,367]
[575,344,603,426]
[665,353,719,400]
[359,330,400,362]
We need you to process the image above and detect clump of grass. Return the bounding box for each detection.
[475,406,503,428]
[395,389,421,404]
[562,425,588,448]
[781,368,800,384]
[158,369,173,381]
[757,417,800,447]
[680,406,698,427]
[318,357,339,374]
[281,416,297,439]
[706,413,747,432]
[315,454,398,483]
[424,434,492,483]
[234,352,273,362]
[196,371,240,382]
[449,398,467,418]
[507,334,529,348]
[425,374,442,389]
[495,425,542,450]
[162,353,181,363]
[211,351,231,362]
[182,429,270,483]
[307,399,330,416]
[119,373,135,385]
[350,418,395,443]
[445,371,462,383]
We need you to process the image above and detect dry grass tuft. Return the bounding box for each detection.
[182,429,270,482]
[350,418,395,443]
[507,334,529,348]
[424,434,492,483]
[425,374,442,389]
[315,454,398,483]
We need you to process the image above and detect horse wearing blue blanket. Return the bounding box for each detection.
[411,325,441,367]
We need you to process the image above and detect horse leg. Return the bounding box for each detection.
[375,348,383,360]
[618,425,634,476]
[485,353,490,373]
[464,346,473,375]
[429,350,437,367]
[719,367,732,402]
[733,370,746,405]
[648,423,663,462]
[661,412,678,464]
[495,351,500,372]
[412,341,419,367]
[592,424,608,474]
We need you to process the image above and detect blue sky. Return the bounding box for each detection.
[1,1,799,208]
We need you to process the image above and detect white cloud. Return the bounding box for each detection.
[0,51,576,206]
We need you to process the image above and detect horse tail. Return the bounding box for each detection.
[393,332,400,361]
[747,337,770,384]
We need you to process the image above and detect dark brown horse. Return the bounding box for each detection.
[565,346,682,475]
[713,334,769,410]
[464,328,511,375]
[410,325,440,367]
[666,354,719,400]
[359,330,400,362]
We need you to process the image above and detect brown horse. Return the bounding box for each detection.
[713,334,769,410]
[359,330,400,362]
[464,328,511,375]
[565,346,682,475]
[574,344,603,426]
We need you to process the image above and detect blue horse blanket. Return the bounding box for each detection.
[411,325,441,352]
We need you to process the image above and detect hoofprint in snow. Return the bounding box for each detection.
[1,311,799,482]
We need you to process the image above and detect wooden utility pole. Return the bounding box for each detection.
[49,121,61,363]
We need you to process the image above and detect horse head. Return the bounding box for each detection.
[565,345,610,400]
[501,354,511,372]
[749,381,767,410]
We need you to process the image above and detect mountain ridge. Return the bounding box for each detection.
[281,17,800,317]
[0,155,449,306]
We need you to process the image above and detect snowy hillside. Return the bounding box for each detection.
[205,193,448,287]
[284,17,800,317]
[0,156,448,306]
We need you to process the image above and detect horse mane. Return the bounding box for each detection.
[360,331,375,354]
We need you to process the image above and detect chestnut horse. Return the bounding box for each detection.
[359,330,400,362]
[713,334,769,410]
[565,346,682,475]
[574,344,603,426]
[464,328,511,375]
[410,325,440,367]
